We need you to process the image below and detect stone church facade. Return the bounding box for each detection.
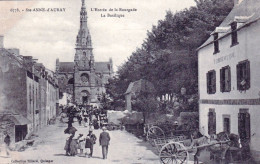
[56,0,113,105]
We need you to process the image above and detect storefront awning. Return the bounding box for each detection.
[8,115,31,125]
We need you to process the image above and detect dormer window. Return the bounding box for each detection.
[231,22,239,46]
[213,33,219,54]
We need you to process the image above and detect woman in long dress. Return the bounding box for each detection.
[64,133,74,156]
[69,135,78,156]
[64,132,83,156]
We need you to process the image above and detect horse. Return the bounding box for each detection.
[191,134,210,164]
[192,131,232,164]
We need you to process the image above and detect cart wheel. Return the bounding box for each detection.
[159,142,189,164]
[146,126,165,146]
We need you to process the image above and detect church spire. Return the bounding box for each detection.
[76,0,91,48]
[74,0,94,70]
[80,0,87,29]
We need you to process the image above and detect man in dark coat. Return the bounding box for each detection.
[85,129,96,157]
[99,127,110,159]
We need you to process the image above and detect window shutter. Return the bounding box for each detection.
[245,113,250,139]
[206,72,209,94]
[208,112,211,134]
[212,71,216,93]
[213,112,216,134]
[228,66,231,92]
[238,113,242,138]
[237,64,241,90]
[220,68,224,92]
[208,111,216,135]
[246,61,250,90]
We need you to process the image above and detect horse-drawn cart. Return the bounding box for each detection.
[146,125,234,164]
[153,137,189,164]
[145,124,190,146]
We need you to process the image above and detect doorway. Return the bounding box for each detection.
[223,115,230,134]
[15,125,27,142]
[82,96,88,105]
[238,109,250,140]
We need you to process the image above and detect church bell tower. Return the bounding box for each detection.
[74,0,96,105]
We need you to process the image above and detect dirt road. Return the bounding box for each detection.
[1,121,159,164]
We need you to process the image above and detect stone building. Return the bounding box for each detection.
[198,0,260,161]
[56,0,113,106]
[34,64,59,128]
[34,63,47,129]
[125,79,156,112]
[45,68,59,123]
[0,36,59,144]
[0,44,32,144]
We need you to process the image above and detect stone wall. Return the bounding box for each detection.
[1,59,27,115]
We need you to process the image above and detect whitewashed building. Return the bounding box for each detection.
[197,0,260,161]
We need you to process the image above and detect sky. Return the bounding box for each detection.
[0,0,196,72]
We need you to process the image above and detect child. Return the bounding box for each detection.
[78,134,85,156]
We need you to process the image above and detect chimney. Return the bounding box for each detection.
[0,35,4,48]
[55,58,59,72]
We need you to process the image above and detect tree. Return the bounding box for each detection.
[106,0,234,110]
[105,77,126,110]
[131,93,158,124]
[99,93,113,111]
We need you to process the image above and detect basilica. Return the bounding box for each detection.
[56,0,113,105]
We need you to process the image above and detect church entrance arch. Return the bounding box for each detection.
[68,78,74,84]
[81,90,90,105]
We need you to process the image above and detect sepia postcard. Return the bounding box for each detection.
[0,0,259,164]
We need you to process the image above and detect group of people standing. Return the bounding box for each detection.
[61,104,108,130]
[62,104,111,160]
[64,126,110,159]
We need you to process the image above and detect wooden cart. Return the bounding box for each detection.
[146,125,189,146]
[147,126,231,164]
[155,137,230,164]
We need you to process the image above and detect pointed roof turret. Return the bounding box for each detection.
[76,0,92,49]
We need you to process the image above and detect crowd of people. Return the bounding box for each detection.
[60,104,108,129]
[61,104,110,159]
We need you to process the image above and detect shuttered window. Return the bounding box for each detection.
[236,60,250,91]
[220,66,231,92]
[207,70,216,94]
[208,109,216,135]
[238,109,250,140]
